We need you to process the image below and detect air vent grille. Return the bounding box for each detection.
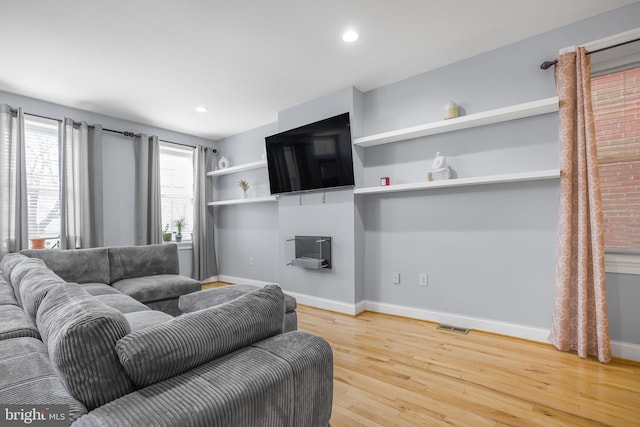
[436,324,470,334]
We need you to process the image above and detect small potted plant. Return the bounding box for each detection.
[239,179,249,199]
[163,224,172,242]
[174,218,185,242]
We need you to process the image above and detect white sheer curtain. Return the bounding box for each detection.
[192,146,218,280]
[0,104,28,258]
[134,134,162,245]
[60,118,104,249]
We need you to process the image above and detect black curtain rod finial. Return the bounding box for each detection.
[540,60,557,70]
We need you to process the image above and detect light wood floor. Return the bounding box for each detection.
[296,304,640,427]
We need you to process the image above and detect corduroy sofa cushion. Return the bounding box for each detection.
[22,247,110,284]
[0,337,88,423]
[108,244,179,283]
[0,304,40,340]
[36,282,134,410]
[116,285,286,388]
[0,275,18,306]
[8,257,47,305]
[0,252,28,281]
[19,267,66,321]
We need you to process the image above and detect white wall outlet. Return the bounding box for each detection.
[419,273,428,287]
[249,256,254,266]
[393,272,400,285]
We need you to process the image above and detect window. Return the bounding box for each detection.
[24,117,60,247]
[590,36,640,275]
[159,142,194,242]
[592,66,640,252]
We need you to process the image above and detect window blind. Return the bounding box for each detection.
[159,142,194,239]
[591,66,640,250]
[24,117,60,240]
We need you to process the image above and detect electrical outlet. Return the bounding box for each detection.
[249,257,254,266]
[393,272,400,285]
[419,273,428,287]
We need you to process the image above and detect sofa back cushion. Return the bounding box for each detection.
[108,244,179,283]
[0,275,18,306]
[0,253,29,282]
[19,267,66,321]
[36,283,134,410]
[21,248,110,284]
[9,258,47,306]
[116,285,285,388]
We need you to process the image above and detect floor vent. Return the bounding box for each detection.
[436,324,470,334]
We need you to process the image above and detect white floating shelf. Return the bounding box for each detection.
[206,160,267,177]
[353,97,559,147]
[207,195,278,206]
[353,169,561,195]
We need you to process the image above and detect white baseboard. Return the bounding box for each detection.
[210,275,640,362]
[216,275,277,287]
[610,340,640,362]
[363,300,552,343]
[285,291,365,316]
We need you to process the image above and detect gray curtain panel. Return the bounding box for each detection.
[0,104,28,258]
[134,134,162,245]
[192,146,218,280]
[60,118,105,249]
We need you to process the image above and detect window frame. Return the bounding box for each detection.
[158,142,195,245]
[579,27,640,275]
[23,115,61,248]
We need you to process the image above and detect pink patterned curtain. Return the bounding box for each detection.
[549,47,611,363]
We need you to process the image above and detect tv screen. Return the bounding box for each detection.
[265,112,355,195]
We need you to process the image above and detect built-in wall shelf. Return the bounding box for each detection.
[353,97,559,147]
[206,160,267,177]
[207,195,278,207]
[354,169,561,195]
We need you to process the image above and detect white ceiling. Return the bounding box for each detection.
[0,0,637,140]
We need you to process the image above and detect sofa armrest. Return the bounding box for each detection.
[116,285,285,388]
[72,332,333,427]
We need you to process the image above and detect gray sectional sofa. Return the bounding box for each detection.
[0,245,333,426]
[21,243,200,316]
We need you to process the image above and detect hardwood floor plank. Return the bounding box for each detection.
[297,305,640,426]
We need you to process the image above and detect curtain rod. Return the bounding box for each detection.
[540,37,640,70]
[21,111,214,151]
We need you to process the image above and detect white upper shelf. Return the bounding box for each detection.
[353,169,561,195]
[207,195,278,206]
[352,97,559,147]
[206,160,267,177]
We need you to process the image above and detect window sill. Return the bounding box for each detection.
[605,252,640,275]
[163,241,193,250]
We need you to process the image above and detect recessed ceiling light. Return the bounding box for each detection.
[195,106,208,113]
[342,30,359,43]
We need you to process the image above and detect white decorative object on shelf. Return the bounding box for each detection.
[430,152,450,181]
[218,156,230,169]
[444,101,458,120]
[354,169,561,195]
[206,160,267,177]
[261,149,267,160]
[353,97,559,147]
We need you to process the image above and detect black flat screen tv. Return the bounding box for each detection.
[265,112,355,195]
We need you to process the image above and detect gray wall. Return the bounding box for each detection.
[213,122,279,283]
[358,2,640,342]
[0,90,215,276]
[214,2,640,346]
